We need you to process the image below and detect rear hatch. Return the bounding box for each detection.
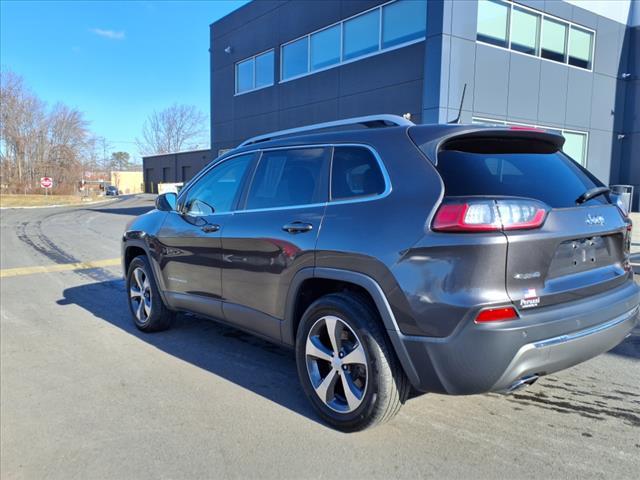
[416,128,631,310]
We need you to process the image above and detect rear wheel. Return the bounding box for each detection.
[295,292,409,432]
[126,255,173,332]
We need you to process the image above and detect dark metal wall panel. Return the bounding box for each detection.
[210,0,424,152]
[619,25,640,209]
[142,150,212,193]
[205,0,635,209]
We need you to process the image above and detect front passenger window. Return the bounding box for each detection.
[182,154,253,216]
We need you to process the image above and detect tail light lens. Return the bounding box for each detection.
[508,125,546,133]
[433,199,548,232]
[475,306,519,323]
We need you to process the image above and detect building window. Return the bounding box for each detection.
[568,26,593,69]
[343,10,380,61]
[382,0,427,49]
[311,25,341,71]
[561,131,588,165]
[476,1,594,71]
[541,17,567,63]
[282,37,309,80]
[510,5,540,55]
[255,51,275,88]
[235,49,274,95]
[477,0,510,48]
[472,117,589,166]
[235,59,253,93]
[280,0,427,82]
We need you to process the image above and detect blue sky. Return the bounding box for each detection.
[0,0,248,160]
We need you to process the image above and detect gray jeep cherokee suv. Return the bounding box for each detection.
[122,115,639,431]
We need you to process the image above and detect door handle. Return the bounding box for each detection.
[201,224,220,233]
[282,222,313,234]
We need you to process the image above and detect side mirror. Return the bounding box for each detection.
[156,192,177,211]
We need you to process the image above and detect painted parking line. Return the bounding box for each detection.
[0,258,121,278]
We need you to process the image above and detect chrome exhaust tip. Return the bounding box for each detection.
[506,375,539,393]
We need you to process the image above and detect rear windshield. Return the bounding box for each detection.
[437,142,607,208]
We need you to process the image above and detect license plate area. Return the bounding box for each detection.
[548,236,617,278]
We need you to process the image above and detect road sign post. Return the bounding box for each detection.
[40,177,53,196]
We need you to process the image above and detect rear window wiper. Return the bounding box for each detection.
[575,186,610,205]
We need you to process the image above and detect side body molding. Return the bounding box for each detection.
[282,267,421,387]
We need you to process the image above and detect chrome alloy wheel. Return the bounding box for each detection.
[305,315,368,413]
[129,267,152,323]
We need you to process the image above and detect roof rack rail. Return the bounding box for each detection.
[238,114,414,147]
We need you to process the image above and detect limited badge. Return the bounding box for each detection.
[520,288,540,309]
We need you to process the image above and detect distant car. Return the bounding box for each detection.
[121,114,639,432]
[105,186,119,196]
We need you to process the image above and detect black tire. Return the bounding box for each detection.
[126,255,174,332]
[295,292,409,432]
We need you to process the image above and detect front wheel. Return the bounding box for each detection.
[295,292,409,432]
[126,255,173,332]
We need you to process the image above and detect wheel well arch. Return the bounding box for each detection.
[123,245,146,273]
[284,268,400,345]
[283,267,420,387]
[291,277,377,337]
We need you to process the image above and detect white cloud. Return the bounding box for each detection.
[90,28,125,40]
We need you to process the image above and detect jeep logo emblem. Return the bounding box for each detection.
[585,214,605,226]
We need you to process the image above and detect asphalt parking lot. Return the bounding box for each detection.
[1,195,639,479]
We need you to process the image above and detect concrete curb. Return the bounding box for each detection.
[0,197,119,210]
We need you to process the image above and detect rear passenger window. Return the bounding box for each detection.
[331,147,385,200]
[245,148,328,209]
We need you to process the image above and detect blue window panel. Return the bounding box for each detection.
[235,58,254,93]
[382,0,426,49]
[282,37,309,80]
[343,10,379,61]
[311,24,341,71]
[255,50,274,88]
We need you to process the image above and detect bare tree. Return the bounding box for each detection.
[1,70,93,194]
[136,104,208,155]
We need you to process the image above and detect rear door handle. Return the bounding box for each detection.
[282,222,313,234]
[201,224,220,233]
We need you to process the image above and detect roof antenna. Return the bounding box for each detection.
[449,83,467,124]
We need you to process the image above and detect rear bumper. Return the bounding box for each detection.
[393,279,640,394]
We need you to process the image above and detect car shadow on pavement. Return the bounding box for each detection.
[57,279,323,426]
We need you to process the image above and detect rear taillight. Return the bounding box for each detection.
[475,307,519,323]
[432,199,548,232]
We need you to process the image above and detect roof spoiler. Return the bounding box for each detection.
[410,126,566,165]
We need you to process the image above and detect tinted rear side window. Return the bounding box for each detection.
[437,146,606,208]
[331,147,385,200]
[246,148,329,209]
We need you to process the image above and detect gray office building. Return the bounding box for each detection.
[143,0,639,210]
